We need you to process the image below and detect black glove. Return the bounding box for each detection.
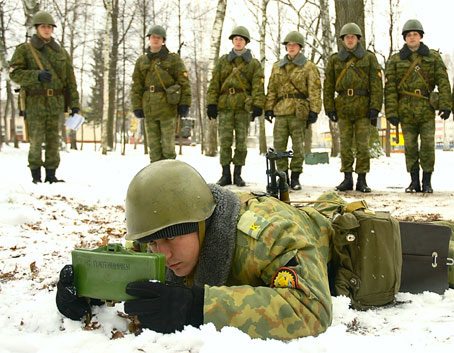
[327,111,338,122]
[124,281,204,334]
[265,110,275,123]
[367,109,379,119]
[439,110,451,120]
[133,109,145,118]
[178,105,190,117]
[38,70,52,83]
[251,106,263,121]
[307,111,318,125]
[207,105,218,120]
[69,107,80,117]
[388,117,399,127]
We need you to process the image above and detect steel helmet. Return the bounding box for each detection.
[32,11,56,27]
[402,19,424,38]
[340,23,362,39]
[229,26,250,43]
[147,25,166,40]
[283,31,304,47]
[125,160,216,241]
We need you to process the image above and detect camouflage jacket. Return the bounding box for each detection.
[9,34,79,116]
[130,46,191,117]
[323,43,383,117]
[207,49,265,111]
[265,52,322,116]
[385,43,451,118]
[166,184,333,340]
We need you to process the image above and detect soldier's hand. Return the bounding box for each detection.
[207,105,218,120]
[308,111,318,125]
[124,281,204,334]
[367,109,379,119]
[133,109,145,119]
[38,70,52,83]
[56,265,89,320]
[265,110,275,123]
[438,110,451,120]
[387,117,399,127]
[178,105,190,117]
[251,106,263,119]
[69,108,80,117]
[327,111,338,122]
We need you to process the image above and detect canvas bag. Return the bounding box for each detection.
[153,65,181,105]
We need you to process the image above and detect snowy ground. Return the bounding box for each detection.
[0,142,453,353]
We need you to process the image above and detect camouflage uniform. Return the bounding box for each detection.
[385,43,451,173]
[9,34,79,170]
[130,46,191,162]
[265,53,322,173]
[207,49,265,166]
[323,43,383,174]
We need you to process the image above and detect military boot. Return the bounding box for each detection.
[290,172,302,190]
[422,172,433,193]
[335,172,353,191]
[233,165,246,187]
[45,169,65,184]
[405,171,421,193]
[216,165,232,186]
[31,168,42,184]
[356,173,371,193]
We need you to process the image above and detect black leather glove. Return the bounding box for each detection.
[178,105,190,117]
[38,70,52,83]
[133,109,145,118]
[264,110,275,123]
[69,108,80,117]
[207,104,218,120]
[439,110,451,120]
[124,281,204,334]
[251,106,263,121]
[367,109,379,119]
[388,117,400,127]
[307,111,318,125]
[327,111,338,122]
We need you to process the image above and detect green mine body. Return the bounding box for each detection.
[71,243,166,301]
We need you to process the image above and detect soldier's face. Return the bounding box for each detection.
[36,24,53,40]
[232,36,247,51]
[149,232,200,277]
[405,31,422,50]
[149,34,164,52]
[343,34,358,50]
[286,42,301,58]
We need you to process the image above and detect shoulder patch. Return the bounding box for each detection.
[377,71,382,79]
[271,267,298,288]
[183,71,188,78]
[237,210,270,240]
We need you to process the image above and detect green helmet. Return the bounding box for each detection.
[32,11,56,27]
[340,23,362,39]
[282,31,304,47]
[125,160,216,241]
[402,19,424,37]
[229,26,250,43]
[147,25,166,40]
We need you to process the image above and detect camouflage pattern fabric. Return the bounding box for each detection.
[323,44,383,173]
[204,191,334,340]
[385,43,451,172]
[130,46,191,163]
[218,110,249,166]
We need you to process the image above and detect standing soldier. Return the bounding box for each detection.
[323,23,383,193]
[130,25,191,163]
[206,26,265,187]
[9,11,80,184]
[265,31,322,190]
[385,19,451,193]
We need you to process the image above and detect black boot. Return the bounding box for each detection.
[405,171,421,193]
[356,173,371,193]
[233,165,246,187]
[217,165,232,186]
[31,168,41,184]
[422,172,433,193]
[335,172,353,191]
[45,169,65,184]
[290,172,302,190]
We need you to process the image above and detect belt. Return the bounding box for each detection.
[399,89,430,99]
[149,85,166,93]
[220,87,247,95]
[26,89,64,96]
[338,89,369,97]
[276,93,307,102]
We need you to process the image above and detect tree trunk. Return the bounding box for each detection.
[101,0,112,155]
[257,0,269,155]
[107,0,119,151]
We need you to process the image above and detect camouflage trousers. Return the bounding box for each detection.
[273,114,306,173]
[218,110,249,166]
[144,115,177,163]
[27,114,60,170]
[338,114,370,173]
[401,116,435,173]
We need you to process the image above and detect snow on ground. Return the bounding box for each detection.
[0,142,453,353]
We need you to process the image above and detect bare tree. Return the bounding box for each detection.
[101,0,112,155]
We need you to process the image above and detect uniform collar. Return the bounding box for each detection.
[278,52,307,67]
[147,45,169,61]
[399,42,430,59]
[338,42,365,61]
[227,48,252,63]
[30,34,61,52]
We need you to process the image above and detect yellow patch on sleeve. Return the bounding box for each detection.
[261,78,264,84]
[377,71,382,79]
[271,267,298,288]
[183,71,188,78]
